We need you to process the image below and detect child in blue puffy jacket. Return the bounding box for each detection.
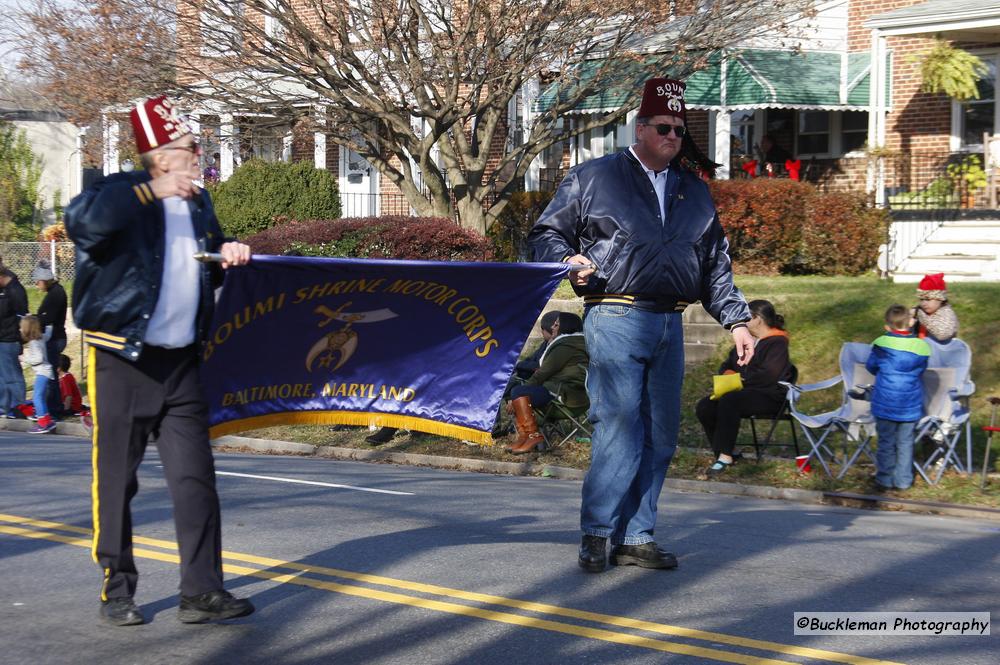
[865,304,931,490]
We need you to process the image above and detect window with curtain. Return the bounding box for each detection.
[958,55,996,148]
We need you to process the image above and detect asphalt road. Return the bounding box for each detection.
[1,432,997,665]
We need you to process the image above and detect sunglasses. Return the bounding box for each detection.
[642,123,686,138]
[164,139,202,154]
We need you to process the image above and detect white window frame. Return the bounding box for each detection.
[950,50,998,152]
[200,1,244,58]
[794,110,869,158]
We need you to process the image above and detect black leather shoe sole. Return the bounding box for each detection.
[578,556,606,573]
[610,551,678,569]
[100,601,145,626]
[178,601,254,624]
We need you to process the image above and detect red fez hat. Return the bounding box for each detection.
[637,78,686,121]
[130,96,192,154]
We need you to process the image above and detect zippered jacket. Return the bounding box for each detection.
[865,331,930,422]
[527,151,749,328]
[65,171,229,361]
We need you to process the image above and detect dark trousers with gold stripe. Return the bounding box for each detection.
[89,344,224,601]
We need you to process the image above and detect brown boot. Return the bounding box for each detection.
[505,396,545,454]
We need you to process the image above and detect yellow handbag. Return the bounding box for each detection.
[710,373,743,400]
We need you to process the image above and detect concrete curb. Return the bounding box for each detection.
[210,435,1000,522]
[0,419,91,437]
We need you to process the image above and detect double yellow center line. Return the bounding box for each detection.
[0,513,905,665]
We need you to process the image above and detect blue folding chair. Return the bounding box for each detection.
[915,338,975,484]
[781,342,876,478]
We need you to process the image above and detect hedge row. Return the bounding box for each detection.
[244,215,494,262]
[208,159,341,238]
[708,179,889,275]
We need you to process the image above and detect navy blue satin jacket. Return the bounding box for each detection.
[527,150,749,328]
[65,171,228,361]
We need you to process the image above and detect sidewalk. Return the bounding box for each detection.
[6,419,996,522]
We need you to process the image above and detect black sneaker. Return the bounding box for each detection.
[178,590,254,623]
[610,542,678,569]
[100,597,145,626]
[578,535,608,573]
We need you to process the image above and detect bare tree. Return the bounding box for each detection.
[4,0,175,164]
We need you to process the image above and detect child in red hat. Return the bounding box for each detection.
[914,273,959,342]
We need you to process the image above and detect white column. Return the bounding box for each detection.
[713,110,732,180]
[314,106,328,170]
[220,112,236,181]
[282,130,293,162]
[103,114,120,175]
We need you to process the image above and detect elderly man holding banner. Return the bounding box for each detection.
[529,78,754,573]
[65,96,253,626]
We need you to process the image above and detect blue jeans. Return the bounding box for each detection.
[33,375,50,419]
[875,418,917,489]
[0,341,24,414]
[580,306,684,545]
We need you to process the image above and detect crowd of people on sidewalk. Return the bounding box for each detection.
[0,259,87,433]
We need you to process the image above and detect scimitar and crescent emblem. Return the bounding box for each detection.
[305,307,399,372]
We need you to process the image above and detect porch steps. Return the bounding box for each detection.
[894,219,1000,282]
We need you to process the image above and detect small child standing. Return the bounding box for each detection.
[866,304,931,491]
[20,315,56,434]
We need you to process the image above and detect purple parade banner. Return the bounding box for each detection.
[202,255,568,444]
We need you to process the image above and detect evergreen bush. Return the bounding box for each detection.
[488,191,555,261]
[209,159,341,237]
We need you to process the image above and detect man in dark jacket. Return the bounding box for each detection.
[529,78,754,573]
[65,95,253,627]
[32,263,68,418]
[0,266,29,417]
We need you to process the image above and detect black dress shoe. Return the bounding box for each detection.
[610,542,678,569]
[178,590,255,623]
[365,427,398,445]
[578,535,608,573]
[100,597,145,626]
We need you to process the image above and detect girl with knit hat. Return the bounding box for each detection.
[914,273,959,343]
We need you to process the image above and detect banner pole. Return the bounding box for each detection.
[193,252,593,271]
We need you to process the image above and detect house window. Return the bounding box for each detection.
[264,0,286,42]
[958,55,996,148]
[797,111,830,155]
[841,111,868,154]
[200,1,243,57]
[792,110,869,157]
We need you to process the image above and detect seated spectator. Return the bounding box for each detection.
[913,273,958,343]
[514,310,562,380]
[56,354,87,418]
[505,312,588,454]
[695,300,793,474]
[756,135,791,177]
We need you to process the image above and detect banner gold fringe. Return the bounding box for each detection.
[208,411,495,446]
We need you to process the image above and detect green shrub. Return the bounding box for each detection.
[209,159,341,237]
[488,191,555,261]
[244,215,494,261]
[708,179,889,275]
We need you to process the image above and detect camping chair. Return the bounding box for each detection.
[744,364,800,460]
[914,338,976,484]
[982,397,1000,490]
[535,394,592,449]
[780,342,876,478]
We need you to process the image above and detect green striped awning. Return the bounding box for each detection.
[533,49,890,114]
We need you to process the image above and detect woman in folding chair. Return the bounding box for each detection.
[505,312,589,454]
[695,300,794,475]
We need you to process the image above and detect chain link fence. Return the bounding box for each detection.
[0,242,76,282]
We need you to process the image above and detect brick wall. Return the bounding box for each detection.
[848,0,952,153]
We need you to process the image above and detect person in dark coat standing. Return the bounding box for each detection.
[32,262,67,418]
[0,266,29,417]
[529,78,753,574]
[65,95,253,627]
